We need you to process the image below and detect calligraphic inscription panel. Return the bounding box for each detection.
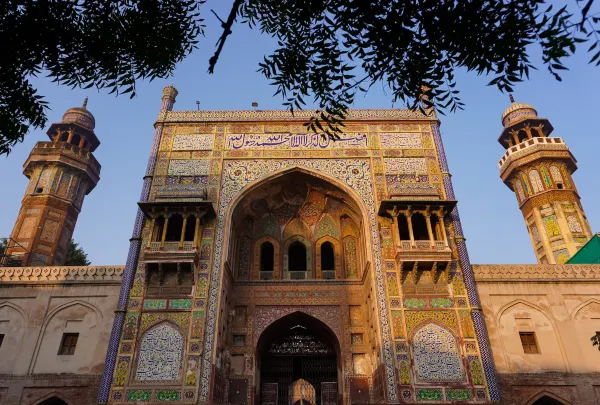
[225,133,368,150]
[380,132,422,149]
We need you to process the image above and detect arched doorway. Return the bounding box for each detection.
[531,396,567,405]
[37,397,69,405]
[256,312,340,405]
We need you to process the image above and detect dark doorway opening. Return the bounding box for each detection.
[321,242,334,271]
[257,313,339,405]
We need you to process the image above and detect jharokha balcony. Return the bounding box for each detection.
[138,197,216,260]
[379,193,457,277]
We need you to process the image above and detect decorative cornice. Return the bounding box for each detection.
[156,108,439,123]
[0,266,124,283]
[473,264,600,281]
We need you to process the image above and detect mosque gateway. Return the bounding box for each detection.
[0,87,599,405]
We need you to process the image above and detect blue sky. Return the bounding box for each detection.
[1,1,599,265]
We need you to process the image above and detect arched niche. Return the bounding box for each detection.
[0,303,28,374]
[32,301,101,374]
[253,236,280,280]
[135,321,185,383]
[227,171,365,281]
[315,236,341,279]
[497,300,566,373]
[571,299,600,371]
[526,391,572,405]
[36,396,71,405]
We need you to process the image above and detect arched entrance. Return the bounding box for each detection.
[37,397,69,405]
[256,312,340,405]
[531,396,567,405]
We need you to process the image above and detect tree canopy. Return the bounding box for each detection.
[65,239,91,266]
[1,0,599,153]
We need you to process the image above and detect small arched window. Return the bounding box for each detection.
[288,241,307,271]
[59,132,69,142]
[184,215,196,241]
[165,214,183,241]
[411,213,429,240]
[71,133,81,146]
[260,241,275,272]
[430,214,442,240]
[321,241,335,270]
[398,214,410,240]
[152,216,165,242]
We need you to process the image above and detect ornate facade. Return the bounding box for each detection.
[0,88,598,405]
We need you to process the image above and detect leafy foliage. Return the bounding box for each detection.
[65,239,91,266]
[1,0,599,153]
[0,238,7,256]
[0,0,204,154]
[593,333,600,351]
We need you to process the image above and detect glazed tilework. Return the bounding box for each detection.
[413,323,464,383]
[383,157,427,174]
[225,132,368,149]
[168,159,210,176]
[172,134,214,151]
[431,123,499,400]
[201,158,398,402]
[135,323,184,382]
[379,132,422,149]
[405,310,458,334]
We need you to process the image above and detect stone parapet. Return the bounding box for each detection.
[0,265,124,283]
[473,264,600,281]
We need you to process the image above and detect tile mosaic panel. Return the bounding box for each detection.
[225,132,368,150]
[553,248,570,264]
[416,388,442,401]
[169,299,192,309]
[168,160,210,176]
[135,323,184,382]
[144,299,167,310]
[567,214,583,233]
[172,134,214,150]
[379,132,422,149]
[446,389,472,401]
[430,298,453,308]
[127,390,151,402]
[383,158,427,174]
[543,216,560,238]
[413,323,464,383]
[404,298,426,308]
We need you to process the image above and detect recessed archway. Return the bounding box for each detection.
[36,396,70,405]
[256,312,341,405]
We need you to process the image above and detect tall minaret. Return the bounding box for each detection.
[498,96,593,264]
[2,99,101,266]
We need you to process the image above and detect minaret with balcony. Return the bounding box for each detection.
[498,96,593,264]
[2,99,101,266]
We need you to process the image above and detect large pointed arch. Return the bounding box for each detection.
[202,162,397,403]
[31,393,73,405]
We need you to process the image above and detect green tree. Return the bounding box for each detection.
[2,0,600,154]
[64,239,91,266]
[593,334,600,351]
[0,238,7,256]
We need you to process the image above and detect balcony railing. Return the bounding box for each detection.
[322,270,336,280]
[289,271,307,280]
[498,137,566,168]
[399,240,447,251]
[259,271,274,280]
[148,241,196,252]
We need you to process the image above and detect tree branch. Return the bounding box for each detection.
[208,0,243,74]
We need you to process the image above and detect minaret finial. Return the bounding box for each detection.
[509,93,515,103]
[83,97,88,109]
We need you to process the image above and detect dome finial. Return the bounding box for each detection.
[83,97,88,109]
[509,93,515,103]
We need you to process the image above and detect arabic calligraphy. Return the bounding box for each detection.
[225,133,368,150]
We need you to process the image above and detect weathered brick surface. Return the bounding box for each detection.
[0,374,99,405]
[497,373,600,405]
